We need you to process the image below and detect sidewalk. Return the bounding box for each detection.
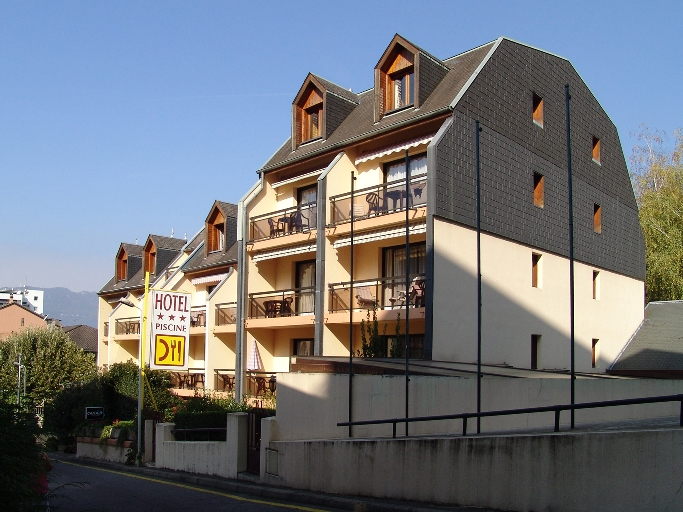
[51,452,495,512]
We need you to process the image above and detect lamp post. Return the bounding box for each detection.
[13,353,26,407]
[119,297,145,466]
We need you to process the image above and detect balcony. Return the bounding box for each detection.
[249,203,317,242]
[329,176,427,226]
[190,307,206,327]
[103,322,109,337]
[249,287,315,319]
[214,303,237,334]
[328,274,426,312]
[115,317,140,335]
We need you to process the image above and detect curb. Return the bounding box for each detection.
[51,453,483,512]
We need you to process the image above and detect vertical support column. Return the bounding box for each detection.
[475,121,482,434]
[565,84,576,429]
[404,149,411,436]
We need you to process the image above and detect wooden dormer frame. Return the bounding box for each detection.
[116,246,128,282]
[206,205,226,255]
[293,75,326,150]
[374,34,449,122]
[143,238,157,275]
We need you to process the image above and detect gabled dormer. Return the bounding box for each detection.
[143,238,157,275]
[205,201,238,256]
[374,34,449,122]
[292,74,358,150]
[115,244,142,282]
[142,235,186,277]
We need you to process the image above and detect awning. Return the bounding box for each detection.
[271,168,325,189]
[355,133,435,165]
[252,242,317,262]
[333,223,426,249]
[191,273,229,286]
[247,342,263,371]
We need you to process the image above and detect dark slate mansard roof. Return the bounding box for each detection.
[182,201,239,274]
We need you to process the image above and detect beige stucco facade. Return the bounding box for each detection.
[0,303,46,339]
[432,218,644,372]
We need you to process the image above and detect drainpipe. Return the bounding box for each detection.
[236,174,264,400]
[315,153,345,356]
[565,84,576,429]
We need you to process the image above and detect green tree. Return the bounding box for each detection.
[0,326,97,405]
[631,127,683,302]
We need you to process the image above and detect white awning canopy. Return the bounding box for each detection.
[271,168,325,189]
[191,273,229,286]
[355,134,435,165]
[252,242,317,262]
[333,223,426,249]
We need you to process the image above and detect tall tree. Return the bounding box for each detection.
[631,127,683,302]
[0,326,97,404]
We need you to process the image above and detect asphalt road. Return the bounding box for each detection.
[48,460,339,512]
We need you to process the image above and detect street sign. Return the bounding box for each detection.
[85,406,105,420]
[149,290,191,370]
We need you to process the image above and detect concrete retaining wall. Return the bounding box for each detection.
[263,428,683,512]
[76,439,129,464]
[275,373,683,439]
[155,413,247,479]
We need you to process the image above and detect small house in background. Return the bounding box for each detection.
[62,324,98,361]
[0,302,47,340]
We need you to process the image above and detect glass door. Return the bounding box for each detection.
[295,260,316,314]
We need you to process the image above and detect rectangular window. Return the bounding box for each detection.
[207,285,217,295]
[532,253,542,288]
[297,184,317,205]
[531,334,541,369]
[592,136,601,164]
[21,318,24,327]
[384,153,427,183]
[592,338,599,368]
[593,270,600,300]
[391,70,414,110]
[533,172,544,208]
[295,260,316,314]
[594,204,602,233]
[383,243,426,309]
[532,93,544,127]
[293,339,313,356]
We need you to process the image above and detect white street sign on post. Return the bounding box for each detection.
[149,290,192,370]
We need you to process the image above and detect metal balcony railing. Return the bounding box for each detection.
[248,287,315,319]
[115,317,140,335]
[215,303,237,326]
[103,322,109,337]
[249,203,317,242]
[328,274,426,312]
[329,176,427,225]
[190,307,206,328]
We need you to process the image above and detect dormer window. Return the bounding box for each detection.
[295,83,324,146]
[374,35,448,122]
[144,239,157,275]
[207,207,225,253]
[116,249,128,282]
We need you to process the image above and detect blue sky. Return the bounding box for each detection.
[0,1,681,292]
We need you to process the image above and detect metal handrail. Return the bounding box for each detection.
[248,286,315,319]
[114,317,140,335]
[337,393,683,438]
[328,273,426,312]
[215,303,237,326]
[249,203,317,242]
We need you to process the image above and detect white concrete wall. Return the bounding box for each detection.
[273,372,683,440]
[155,413,247,478]
[263,428,683,512]
[77,441,128,464]
[432,218,645,372]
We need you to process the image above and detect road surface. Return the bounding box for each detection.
[48,459,339,512]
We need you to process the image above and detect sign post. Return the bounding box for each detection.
[150,290,192,371]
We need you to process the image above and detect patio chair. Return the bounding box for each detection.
[355,285,376,308]
[290,210,309,232]
[410,277,426,307]
[366,192,381,216]
[268,217,286,237]
[281,296,294,316]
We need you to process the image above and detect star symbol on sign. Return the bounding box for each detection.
[179,315,186,322]
[169,314,175,321]
[157,313,164,320]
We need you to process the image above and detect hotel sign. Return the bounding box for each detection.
[149,290,191,370]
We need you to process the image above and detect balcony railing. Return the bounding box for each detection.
[103,322,109,337]
[190,307,206,328]
[215,303,237,326]
[328,274,426,312]
[249,203,317,242]
[330,176,427,225]
[248,286,315,319]
[115,317,140,335]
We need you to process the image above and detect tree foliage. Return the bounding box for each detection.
[0,326,97,404]
[631,127,683,302]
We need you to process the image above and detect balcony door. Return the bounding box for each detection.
[296,184,317,231]
[382,243,426,307]
[295,260,316,315]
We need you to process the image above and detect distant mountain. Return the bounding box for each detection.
[38,287,98,328]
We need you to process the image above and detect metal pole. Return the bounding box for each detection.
[565,84,576,429]
[137,271,150,466]
[349,171,356,437]
[476,120,482,434]
[404,149,411,436]
[16,353,22,406]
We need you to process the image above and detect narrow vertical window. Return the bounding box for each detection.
[594,204,602,233]
[533,172,544,208]
[532,93,544,127]
[592,338,599,368]
[593,270,600,300]
[21,318,25,327]
[592,136,601,164]
[532,253,542,288]
[531,335,541,369]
